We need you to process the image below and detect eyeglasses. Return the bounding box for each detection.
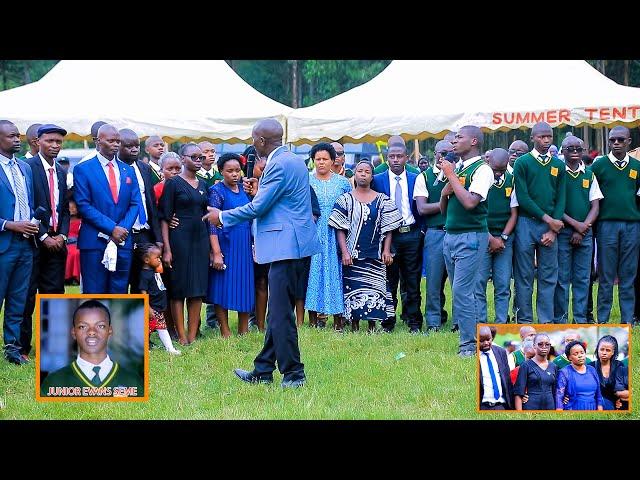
[537,342,551,347]
[564,146,584,153]
[508,149,527,156]
[183,154,206,162]
[436,151,450,156]
[335,151,345,157]
[609,137,628,143]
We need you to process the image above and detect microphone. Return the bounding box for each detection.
[24,206,49,238]
[246,153,256,179]
[434,152,459,185]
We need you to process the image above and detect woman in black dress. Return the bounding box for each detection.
[592,335,627,410]
[514,333,558,410]
[159,143,210,346]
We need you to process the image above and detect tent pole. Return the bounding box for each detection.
[603,126,609,154]
[414,139,420,161]
[583,125,589,151]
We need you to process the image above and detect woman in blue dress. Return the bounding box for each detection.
[305,142,352,330]
[555,340,603,410]
[206,153,254,338]
[592,335,625,410]
[514,333,558,410]
[328,161,403,332]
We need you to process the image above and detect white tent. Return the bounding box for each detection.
[0,60,292,143]
[286,60,640,144]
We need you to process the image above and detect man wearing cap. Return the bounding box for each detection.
[0,120,38,365]
[22,124,71,360]
[73,124,141,294]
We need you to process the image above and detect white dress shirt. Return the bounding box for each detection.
[76,354,114,383]
[480,348,506,404]
[39,153,60,229]
[608,151,630,168]
[131,162,150,230]
[97,152,121,194]
[388,168,415,226]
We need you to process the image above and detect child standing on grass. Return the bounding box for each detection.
[136,243,181,355]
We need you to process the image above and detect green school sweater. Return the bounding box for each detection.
[421,167,446,228]
[40,361,144,397]
[445,159,488,234]
[487,171,514,236]
[590,155,640,222]
[564,166,595,222]
[513,152,566,221]
[196,168,223,189]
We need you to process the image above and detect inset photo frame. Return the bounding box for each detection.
[36,294,149,402]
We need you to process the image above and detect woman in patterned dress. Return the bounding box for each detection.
[328,160,403,332]
[305,143,352,330]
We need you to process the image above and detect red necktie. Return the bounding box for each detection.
[48,167,57,231]
[107,161,118,203]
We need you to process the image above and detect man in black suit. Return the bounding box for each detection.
[22,124,71,361]
[118,129,162,293]
[371,136,424,333]
[478,326,514,410]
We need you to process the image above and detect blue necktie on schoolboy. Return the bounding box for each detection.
[483,351,500,401]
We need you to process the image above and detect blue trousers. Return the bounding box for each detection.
[554,228,593,323]
[0,235,34,352]
[423,228,447,327]
[80,248,133,294]
[443,231,488,353]
[475,235,514,324]
[514,216,558,323]
[596,221,640,324]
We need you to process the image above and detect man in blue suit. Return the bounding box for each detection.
[73,124,141,294]
[0,120,38,365]
[371,136,423,333]
[204,118,321,388]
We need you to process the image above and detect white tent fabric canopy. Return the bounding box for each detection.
[286,60,640,144]
[0,60,292,143]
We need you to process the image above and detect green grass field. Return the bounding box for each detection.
[0,282,637,419]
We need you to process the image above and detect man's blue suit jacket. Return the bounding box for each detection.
[223,146,321,264]
[73,156,141,250]
[0,158,35,254]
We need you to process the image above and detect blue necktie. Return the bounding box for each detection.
[91,366,101,386]
[483,351,500,401]
[138,203,147,225]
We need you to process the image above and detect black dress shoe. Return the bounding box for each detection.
[234,368,273,384]
[4,350,27,366]
[281,376,306,388]
[409,328,421,335]
[424,326,440,335]
[451,324,459,333]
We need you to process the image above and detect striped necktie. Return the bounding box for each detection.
[9,160,29,220]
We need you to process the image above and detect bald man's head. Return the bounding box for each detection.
[519,326,536,342]
[508,140,529,166]
[530,122,553,154]
[118,129,140,164]
[96,125,120,160]
[252,118,284,157]
[453,125,483,158]
[444,131,456,143]
[488,148,509,179]
[479,326,493,352]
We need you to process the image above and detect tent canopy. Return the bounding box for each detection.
[286,60,640,144]
[0,60,292,143]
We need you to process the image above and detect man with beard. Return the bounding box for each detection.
[0,120,38,365]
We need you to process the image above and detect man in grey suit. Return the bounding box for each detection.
[204,118,321,388]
